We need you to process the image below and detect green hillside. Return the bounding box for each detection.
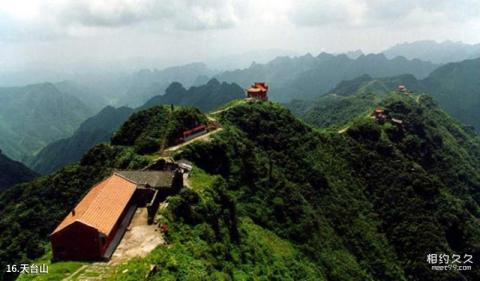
[4,94,480,281]
[27,106,134,175]
[290,58,480,133]
[0,151,37,192]
[422,58,480,131]
[0,83,93,161]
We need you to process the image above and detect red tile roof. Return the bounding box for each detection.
[51,174,137,236]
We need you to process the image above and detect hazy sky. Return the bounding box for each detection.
[1,0,479,72]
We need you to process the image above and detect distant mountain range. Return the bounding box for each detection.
[4,45,480,170]
[54,80,110,113]
[216,52,437,102]
[206,49,298,70]
[141,79,244,111]
[0,63,217,162]
[5,63,217,110]
[28,79,244,174]
[0,83,93,161]
[0,150,37,192]
[119,63,216,107]
[383,40,480,64]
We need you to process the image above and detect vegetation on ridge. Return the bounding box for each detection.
[3,94,480,281]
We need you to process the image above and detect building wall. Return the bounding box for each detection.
[51,222,101,261]
[146,171,184,224]
[102,198,136,256]
[51,197,136,261]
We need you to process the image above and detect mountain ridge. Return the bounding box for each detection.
[289,57,480,133]
[3,92,480,281]
[215,52,437,101]
[383,40,480,64]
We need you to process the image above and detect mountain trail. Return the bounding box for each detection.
[162,127,223,157]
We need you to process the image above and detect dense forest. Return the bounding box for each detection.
[3,91,480,280]
[289,58,480,134]
[137,97,480,281]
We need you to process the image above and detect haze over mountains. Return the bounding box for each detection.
[383,40,480,64]
[24,54,480,177]
[215,52,437,101]
[0,83,93,161]
[141,79,244,111]
[27,106,134,175]
[29,79,244,174]
[2,40,480,168]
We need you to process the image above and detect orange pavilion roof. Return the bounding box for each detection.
[51,174,137,236]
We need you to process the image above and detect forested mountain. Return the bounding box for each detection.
[54,81,110,112]
[0,83,93,161]
[383,40,480,64]
[0,151,37,192]
[290,58,480,133]
[422,58,480,131]
[141,79,244,111]
[215,52,437,101]
[118,63,215,107]
[28,80,243,174]
[287,74,423,128]
[27,106,134,175]
[2,93,480,281]
[17,63,216,110]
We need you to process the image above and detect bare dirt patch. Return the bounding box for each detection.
[109,208,164,264]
